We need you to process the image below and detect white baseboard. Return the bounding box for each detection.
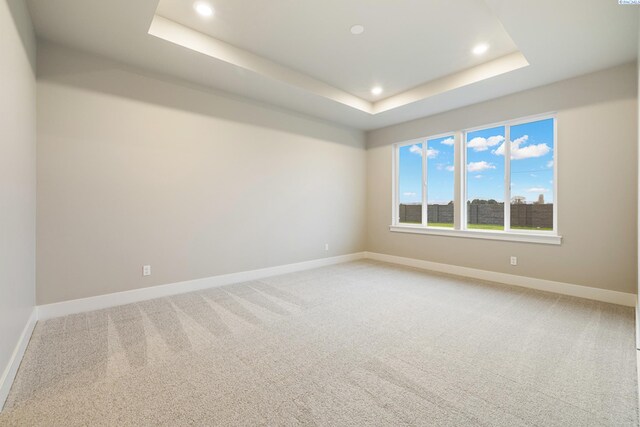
[0,307,37,411]
[38,252,367,320]
[365,252,637,307]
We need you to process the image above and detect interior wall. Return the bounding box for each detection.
[367,63,638,294]
[36,43,366,305]
[637,10,639,345]
[0,0,37,389]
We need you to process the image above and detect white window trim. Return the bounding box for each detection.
[389,224,561,245]
[391,113,561,245]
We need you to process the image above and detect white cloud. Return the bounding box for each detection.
[467,135,504,152]
[527,187,549,193]
[403,192,417,197]
[441,137,455,146]
[493,135,551,160]
[513,143,550,159]
[467,161,496,172]
[547,160,554,168]
[474,175,483,179]
[409,144,438,158]
[445,165,455,172]
[409,144,421,155]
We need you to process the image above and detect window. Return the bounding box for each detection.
[427,135,455,228]
[397,142,423,224]
[466,126,505,231]
[509,118,555,231]
[392,114,559,244]
[396,136,455,228]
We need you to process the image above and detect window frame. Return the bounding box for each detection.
[391,113,560,245]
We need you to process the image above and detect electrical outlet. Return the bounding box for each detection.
[143,265,151,276]
[510,256,517,266]
[324,243,329,251]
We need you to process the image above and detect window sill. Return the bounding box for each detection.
[389,225,562,245]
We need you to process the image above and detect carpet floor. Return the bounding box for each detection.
[0,260,637,426]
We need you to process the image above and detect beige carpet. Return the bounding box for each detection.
[1,260,637,426]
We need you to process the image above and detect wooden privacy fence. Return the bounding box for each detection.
[399,203,553,229]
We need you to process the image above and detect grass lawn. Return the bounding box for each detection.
[468,224,553,231]
[399,221,551,232]
[467,223,504,230]
[467,224,553,231]
[398,222,455,228]
[511,225,553,231]
[426,222,454,228]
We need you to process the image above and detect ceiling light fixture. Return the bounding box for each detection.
[350,25,364,35]
[194,2,214,17]
[472,43,489,55]
[371,86,383,96]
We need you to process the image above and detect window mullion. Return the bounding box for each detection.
[553,118,558,233]
[422,142,428,227]
[504,126,511,232]
[393,145,399,226]
[454,132,463,230]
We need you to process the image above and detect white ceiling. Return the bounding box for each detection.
[156,0,519,102]
[27,0,638,130]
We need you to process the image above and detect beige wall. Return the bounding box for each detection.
[35,43,639,303]
[637,13,639,341]
[0,0,36,384]
[36,43,366,305]
[367,63,638,294]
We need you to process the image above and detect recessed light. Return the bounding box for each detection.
[350,25,364,35]
[194,2,214,17]
[371,86,383,96]
[472,43,489,55]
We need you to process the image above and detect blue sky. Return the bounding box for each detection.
[399,118,554,205]
[398,135,456,205]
